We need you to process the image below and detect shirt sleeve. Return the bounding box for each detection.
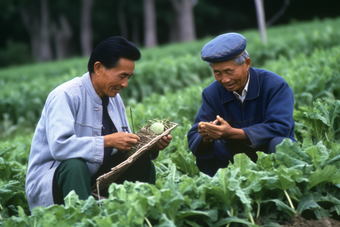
[187,89,217,159]
[45,90,104,163]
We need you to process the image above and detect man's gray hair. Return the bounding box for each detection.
[207,50,249,67]
[234,50,249,65]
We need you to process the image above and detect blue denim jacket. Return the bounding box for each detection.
[25,72,131,210]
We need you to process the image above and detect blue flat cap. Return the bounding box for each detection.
[201,33,247,63]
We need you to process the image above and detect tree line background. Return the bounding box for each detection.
[0,0,338,68]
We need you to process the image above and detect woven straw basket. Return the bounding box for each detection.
[91,122,178,199]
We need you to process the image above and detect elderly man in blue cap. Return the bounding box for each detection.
[187,33,296,176]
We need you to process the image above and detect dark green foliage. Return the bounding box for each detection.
[0,41,33,68]
[1,18,340,130]
[1,18,340,226]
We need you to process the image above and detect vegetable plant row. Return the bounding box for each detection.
[1,17,340,226]
[1,68,340,225]
[2,98,340,226]
[263,45,340,109]
[0,17,340,128]
[1,44,340,140]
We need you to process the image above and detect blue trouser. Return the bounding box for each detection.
[196,137,290,177]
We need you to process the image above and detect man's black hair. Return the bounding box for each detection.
[87,36,141,73]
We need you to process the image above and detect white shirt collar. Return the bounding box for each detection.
[233,72,250,103]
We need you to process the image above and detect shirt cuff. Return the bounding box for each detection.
[92,136,104,163]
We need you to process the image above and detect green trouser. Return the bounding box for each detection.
[53,156,156,205]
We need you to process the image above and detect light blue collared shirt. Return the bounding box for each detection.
[25,72,131,210]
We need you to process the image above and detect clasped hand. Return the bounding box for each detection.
[198,115,232,143]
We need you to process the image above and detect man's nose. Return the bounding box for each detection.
[221,75,231,83]
[121,77,129,88]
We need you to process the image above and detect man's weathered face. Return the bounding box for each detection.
[92,57,135,98]
[210,58,251,95]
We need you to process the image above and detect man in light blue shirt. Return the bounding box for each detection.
[26,36,172,210]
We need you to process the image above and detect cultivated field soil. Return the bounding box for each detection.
[256,214,340,227]
[280,215,340,227]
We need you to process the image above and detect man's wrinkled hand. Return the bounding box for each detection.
[202,115,232,140]
[152,134,172,151]
[104,132,140,151]
[198,119,218,143]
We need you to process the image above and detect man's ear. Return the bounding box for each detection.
[245,57,251,71]
[245,57,251,67]
[93,61,103,75]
